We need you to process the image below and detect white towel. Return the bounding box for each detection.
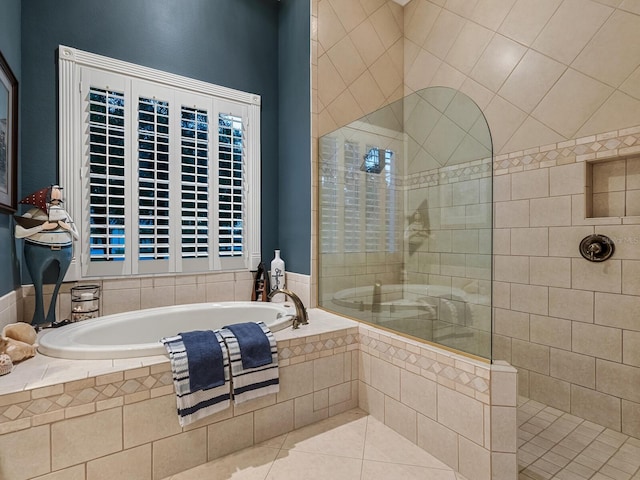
[219,322,279,404]
[162,331,231,427]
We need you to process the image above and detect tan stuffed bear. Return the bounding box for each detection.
[0,322,38,363]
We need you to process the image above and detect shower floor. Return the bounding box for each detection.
[164,400,640,480]
[518,397,640,480]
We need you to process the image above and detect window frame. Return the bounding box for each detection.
[58,45,262,281]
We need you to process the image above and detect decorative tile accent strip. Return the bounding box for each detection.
[358,327,491,404]
[0,327,361,432]
[494,125,640,175]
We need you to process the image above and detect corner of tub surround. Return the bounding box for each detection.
[0,286,24,331]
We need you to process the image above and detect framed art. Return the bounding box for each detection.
[0,50,18,213]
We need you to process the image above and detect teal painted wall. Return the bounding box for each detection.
[0,0,22,296]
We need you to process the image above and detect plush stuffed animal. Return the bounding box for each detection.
[0,322,38,363]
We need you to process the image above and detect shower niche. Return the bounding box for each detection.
[318,86,493,359]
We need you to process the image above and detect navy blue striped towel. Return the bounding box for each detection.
[161,330,231,427]
[220,322,279,404]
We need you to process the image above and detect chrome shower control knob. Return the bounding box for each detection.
[579,234,614,262]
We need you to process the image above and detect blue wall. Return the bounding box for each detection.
[14,0,312,287]
[0,0,22,296]
[277,0,311,275]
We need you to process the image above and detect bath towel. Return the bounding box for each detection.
[219,322,279,404]
[223,322,273,369]
[162,330,231,427]
[180,330,226,391]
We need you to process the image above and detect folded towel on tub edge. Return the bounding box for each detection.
[220,322,279,404]
[161,330,231,427]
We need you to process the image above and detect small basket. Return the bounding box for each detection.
[0,354,13,376]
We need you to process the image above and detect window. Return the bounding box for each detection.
[59,46,261,279]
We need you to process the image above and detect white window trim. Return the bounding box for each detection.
[58,45,262,280]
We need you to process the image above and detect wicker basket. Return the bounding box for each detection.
[0,354,13,376]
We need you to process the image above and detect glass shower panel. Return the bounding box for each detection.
[318,86,493,360]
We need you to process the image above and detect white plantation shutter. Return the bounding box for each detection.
[343,141,361,253]
[180,106,210,260]
[59,46,261,279]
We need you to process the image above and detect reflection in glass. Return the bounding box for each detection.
[318,87,493,359]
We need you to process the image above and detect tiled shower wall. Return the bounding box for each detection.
[316,0,640,437]
[492,127,640,439]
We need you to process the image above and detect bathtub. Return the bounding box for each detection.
[38,301,296,360]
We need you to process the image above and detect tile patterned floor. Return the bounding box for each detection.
[167,400,640,480]
[166,409,465,480]
[518,398,640,480]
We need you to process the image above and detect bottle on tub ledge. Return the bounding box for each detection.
[270,249,286,302]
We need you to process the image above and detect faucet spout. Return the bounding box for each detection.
[268,288,309,329]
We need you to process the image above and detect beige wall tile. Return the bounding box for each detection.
[483,95,527,153]
[102,288,141,316]
[593,191,625,217]
[499,49,566,114]
[437,385,484,444]
[511,227,548,256]
[572,10,640,88]
[492,452,518,480]
[530,314,571,350]
[623,330,640,367]
[549,226,595,258]
[572,259,622,294]
[277,362,314,402]
[491,406,517,453]
[254,399,294,444]
[493,174,511,202]
[510,284,548,315]
[529,371,571,411]
[494,255,529,283]
[600,225,640,260]
[595,292,640,331]
[327,0,366,33]
[511,168,550,200]
[494,308,529,341]
[295,392,329,429]
[123,395,181,448]
[87,445,151,480]
[495,200,530,228]
[458,436,491,480]
[359,381,385,420]
[573,322,622,362]
[0,425,50,480]
[532,69,613,139]
[511,339,550,374]
[550,348,596,388]
[141,285,175,309]
[470,33,526,92]
[384,395,417,443]
[153,429,207,480]
[597,360,640,403]
[492,281,510,309]
[490,363,518,407]
[416,413,459,470]
[530,257,571,288]
[370,356,400,400]
[400,369,436,419]
[530,196,572,227]
[548,287,594,323]
[52,408,122,471]
[532,0,612,65]
[314,352,345,391]
[571,384,621,431]
[622,400,640,438]
[423,9,465,59]
[317,0,347,51]
[498,0,561,46]
[36,466,85,480]
[550,162,586,197]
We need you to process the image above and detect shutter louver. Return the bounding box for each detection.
[138,96,170,261]
[344,141,360,253]
[88,87,126,262]
[218,113,244,257]
[365,146,381,252]
[319,137,338,254]
[181,106,209,259]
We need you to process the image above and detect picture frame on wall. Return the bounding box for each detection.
[0,49,18,213]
